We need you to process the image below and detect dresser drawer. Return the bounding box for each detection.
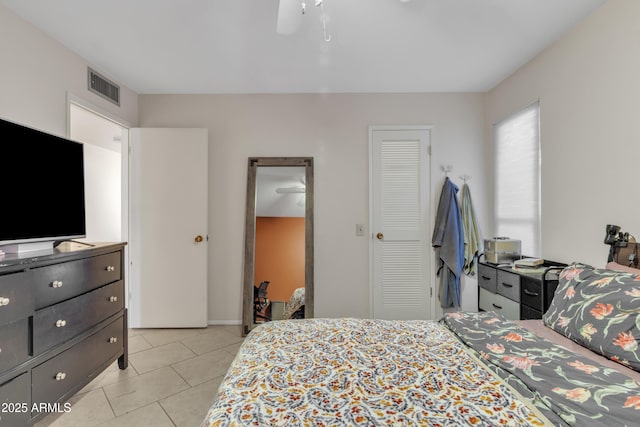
[0,319,30,374]
[521,304,542,320]
[0,271,34,325]
[497,270,520,302]
[478,264,497,293]
[33,251,122,309]
[545,280,560,312]
[0,372,30,425]
[33,281,124,355]
[479,288,520,320]
[32,316,124,406]
[521,276,543,311]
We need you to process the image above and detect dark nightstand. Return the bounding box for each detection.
[478,258,567,320]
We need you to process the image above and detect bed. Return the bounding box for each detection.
[202,261,640,426]
[282,287,305,320]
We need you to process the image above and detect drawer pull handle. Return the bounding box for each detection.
[0,297,10,306]
[51,280,64,288]
[109,337,118,344]
[524,289,540,297]
[501,283,513,288]
[109,296,118,302]
[481,275,491,280]
[55,372,67,381]
[56,319,67,328]
[106,265,116,272]
[492,303,503,310]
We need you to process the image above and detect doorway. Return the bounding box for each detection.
[128,128,209,328]
[68,97,130,305]
[369,126,432,320]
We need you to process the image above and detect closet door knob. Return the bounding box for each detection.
[376,232,384,240]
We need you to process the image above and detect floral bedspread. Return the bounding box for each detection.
[201,318,550,426]
[442,311,640,427]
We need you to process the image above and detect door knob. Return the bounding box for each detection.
[376,232,384,240]
[194,235,204,243]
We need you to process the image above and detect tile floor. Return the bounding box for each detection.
[34,325,244,427]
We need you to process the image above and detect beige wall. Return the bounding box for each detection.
[255,217,305,303]
[6,0,633,323]
[139,93,489,322]
[0,5,138,136]
[0,2,488,324]
[487,0,640,268]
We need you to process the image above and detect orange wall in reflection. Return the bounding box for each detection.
[255,217,305,302]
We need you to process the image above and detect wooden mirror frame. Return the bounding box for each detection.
[242,157,314,335]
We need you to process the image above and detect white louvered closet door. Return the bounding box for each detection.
[370,128,431,320]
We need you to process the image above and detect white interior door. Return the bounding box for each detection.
[370,127,431,320]
[129,128,208,328]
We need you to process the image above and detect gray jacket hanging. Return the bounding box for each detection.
[432,177,465,308]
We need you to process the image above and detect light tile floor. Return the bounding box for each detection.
[34,325,244,427]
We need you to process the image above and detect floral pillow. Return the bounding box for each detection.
[543,263,640,371]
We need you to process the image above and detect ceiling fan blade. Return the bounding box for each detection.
[276,187,306,194]
[277,0,303,35]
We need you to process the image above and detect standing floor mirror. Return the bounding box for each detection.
[242,157,314,335]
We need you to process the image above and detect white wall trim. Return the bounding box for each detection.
[66,92,132,134]
[208,320,242,326]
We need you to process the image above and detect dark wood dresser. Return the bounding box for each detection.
[478,259,566,320]
[0,242,127,425]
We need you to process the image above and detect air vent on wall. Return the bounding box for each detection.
[88,67,120,106]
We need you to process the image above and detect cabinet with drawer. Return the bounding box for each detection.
[479,287,520,319]
[33,280,124,355]
[32,251,121,309]
[0,242,127,426]
[0,271,35,325]
[0,319,30,373]
[32,316,124,406]
[478,259,565,320]
[0,372,30,425]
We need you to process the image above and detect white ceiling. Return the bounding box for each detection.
[0,0,606,94]
[256,167,306,218]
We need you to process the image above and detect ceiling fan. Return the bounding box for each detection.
[277,0,330,41]
[275,176,306,194]
[275,187,305,194]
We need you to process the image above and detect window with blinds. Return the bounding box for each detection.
[494,102,541,257]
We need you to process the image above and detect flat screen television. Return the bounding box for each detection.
[0,117,86,254]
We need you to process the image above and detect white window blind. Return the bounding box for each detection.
[494,102,541,257]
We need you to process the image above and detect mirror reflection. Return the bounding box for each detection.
[242,158,314,335]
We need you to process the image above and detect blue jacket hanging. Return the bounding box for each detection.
[432,177,465,309]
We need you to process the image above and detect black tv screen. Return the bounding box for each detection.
[0,117,86,247]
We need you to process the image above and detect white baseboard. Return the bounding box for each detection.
[207,320,242,326]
